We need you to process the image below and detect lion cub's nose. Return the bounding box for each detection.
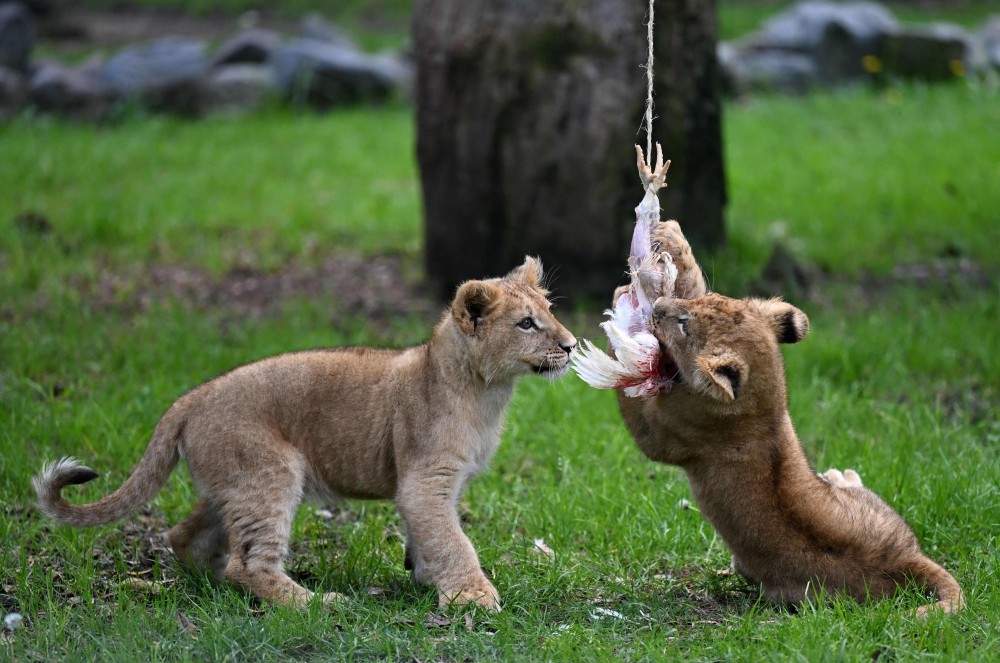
[561,336,577,355]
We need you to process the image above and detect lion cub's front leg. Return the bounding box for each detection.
[396,465,500,611]
[651,220,707,300]
[612,220,708,306]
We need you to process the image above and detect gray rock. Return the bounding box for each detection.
[211,28,281,67]
[747,1,898,81]
[755,1,898,48]
[300,13,356,49]
[102,37,209,115]
[882,23,974,81]
[10,0,54,18]
[0,64,26,119]
[717,41,740,94]
[726,48,819,95]
[273,38,402,108]
[978,15,1000,70]
[205,63,276,114]
[0,2,35,72]
[29,57,115,119]
[369,50,413,100]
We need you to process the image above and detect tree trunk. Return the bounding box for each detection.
[413,0,725,302]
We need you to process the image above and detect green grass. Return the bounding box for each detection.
[1,107,420,276]
[2,82,998,659]
[712,83,1000,292]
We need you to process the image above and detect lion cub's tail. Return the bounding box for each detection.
[911,556,965,616]
[33,406,186,527]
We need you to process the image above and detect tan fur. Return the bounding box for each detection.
[33,257,577,611]
[616,224,963,615]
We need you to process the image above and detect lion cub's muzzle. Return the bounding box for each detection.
[532,335,577,376]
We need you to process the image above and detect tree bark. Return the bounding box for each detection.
[414,0,725,302]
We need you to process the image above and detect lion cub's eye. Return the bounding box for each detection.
[677,316,690,336]
[517,317,536,330]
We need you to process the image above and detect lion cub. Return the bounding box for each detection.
[618,290,963,615]
[34,257,576,611]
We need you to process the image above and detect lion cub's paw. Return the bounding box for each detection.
[823,468,864,488]
[439,582,501,612]
[843,469,863,486]
[651,220,706,299]
[319,591,346,605]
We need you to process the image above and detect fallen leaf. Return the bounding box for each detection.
[464,612,474,631]
[532,538,554,557]
[591,607,626,620]
[177,610,199,636]
[122,578,161,594]
[424,613,452,628]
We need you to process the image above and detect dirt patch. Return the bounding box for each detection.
[3,505,176,618]
[2,502,373,618]
[71,252,439,331]
[922,381,998,427]
[751,242,996,306]
[669,566,764,623]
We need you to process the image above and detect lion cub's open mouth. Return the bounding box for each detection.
[532,362,568,376]
[656,340,682,389]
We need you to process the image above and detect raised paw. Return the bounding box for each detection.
[650,220,706,299]
[843,469,863,487]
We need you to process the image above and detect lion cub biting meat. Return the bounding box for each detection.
[34,257,576,611]
[616,224,963,615]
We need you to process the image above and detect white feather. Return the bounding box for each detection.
[571,339,633,389]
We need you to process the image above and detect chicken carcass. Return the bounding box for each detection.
[572,144,681,398]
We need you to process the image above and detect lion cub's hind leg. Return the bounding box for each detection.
[168,499,229,580]
[822,468,864,488]
[198,439,340,608]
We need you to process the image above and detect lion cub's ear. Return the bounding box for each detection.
[696,352,748,402]
[452,280,502,334]
[754,298,810,344]
[506,256,544,289]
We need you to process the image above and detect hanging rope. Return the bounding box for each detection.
[644,0,655,161]
[571,0,675,396]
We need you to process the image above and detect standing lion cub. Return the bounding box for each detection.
[34,257,576,611]
[615,222,963,616]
